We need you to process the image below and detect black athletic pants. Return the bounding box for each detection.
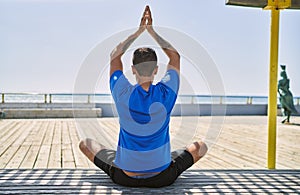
[93,149,194,188]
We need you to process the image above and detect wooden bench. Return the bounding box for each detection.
[0,169,299,194]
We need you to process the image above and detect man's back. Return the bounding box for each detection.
[110,69,179,172]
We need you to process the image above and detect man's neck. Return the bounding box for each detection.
[139,81,152,92]
[137,76,153,92]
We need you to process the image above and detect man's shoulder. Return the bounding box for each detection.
[110,70,123,80]
[156,69,179,92]
[110,70,132,95]
[161,69,179,81]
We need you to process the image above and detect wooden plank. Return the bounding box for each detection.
[34,145,51,168]
[62,121,71,145]
[31,121,49,146]
[34,121,55,168]
[21,121,39,146]
[48,144,61,168]
[62,144,75,168]
[48,121,62,168]
[62,121,75,168]
[43,120,55,145]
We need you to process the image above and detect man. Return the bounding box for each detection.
[79,6,207,188]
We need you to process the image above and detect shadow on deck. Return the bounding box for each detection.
[0,169,299,194]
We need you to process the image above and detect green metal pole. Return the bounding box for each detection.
[267,8,280,169]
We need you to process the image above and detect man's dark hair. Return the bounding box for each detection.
[132,47,157,76]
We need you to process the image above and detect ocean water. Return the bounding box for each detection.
[0,93,286,105]
[2,94,113,104]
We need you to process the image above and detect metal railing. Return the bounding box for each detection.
[0,93,299,105]
[0,93,113,104]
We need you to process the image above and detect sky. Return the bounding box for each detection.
[0,0,300,96]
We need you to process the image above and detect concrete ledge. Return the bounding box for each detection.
[1,103,299,117]
[2,108,102,119]
[97,103,271,117]
[0,103,95,109]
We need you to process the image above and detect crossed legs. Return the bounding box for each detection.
[79,138,207,165]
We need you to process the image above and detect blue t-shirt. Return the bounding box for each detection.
[110,69,179,173]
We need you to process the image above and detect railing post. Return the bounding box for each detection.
[44,94,47,103]
[191,96,194,104]
[1,94,4,103]
[49,94,52,104]
[247,97,253,105]
[220,96,223,104]
[87,95,90,104]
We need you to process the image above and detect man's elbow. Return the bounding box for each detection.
[169,50,180,61]
[170,52,180,65]
[174,52,180,61]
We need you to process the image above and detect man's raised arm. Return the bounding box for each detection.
[145,6,180,72]
[109,8,148,76]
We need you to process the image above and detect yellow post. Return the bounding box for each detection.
[267,7,280,169]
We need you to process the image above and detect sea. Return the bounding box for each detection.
[0,93,287,105]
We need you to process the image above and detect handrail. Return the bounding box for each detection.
[0,93,299,105]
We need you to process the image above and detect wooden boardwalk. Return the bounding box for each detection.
[0,116,300,194]
[0,116,299,169]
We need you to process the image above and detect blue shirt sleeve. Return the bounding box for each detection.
[159,69,180,94]
[109,70,131,102]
